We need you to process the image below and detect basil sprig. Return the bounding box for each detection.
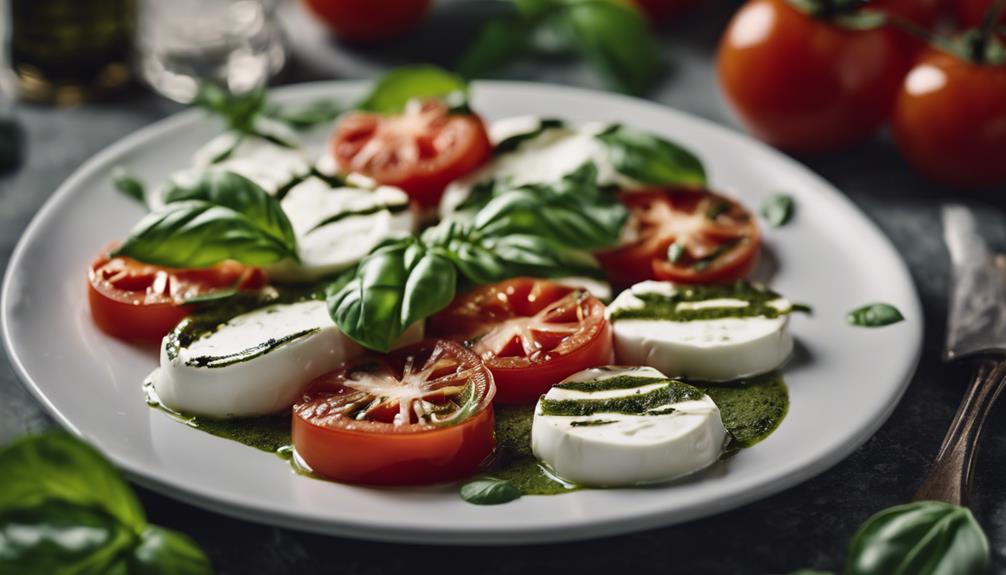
[113,167,146,205]
[115,172,299,268]
[0,433,212,574]
[329,164,615,351]
[761,193,795,227]
[595,125,707,187]
[461,163,628,250]
[328,238,458,353]
[195,82,342,135]
[845,501,989,575]
[459,0,660,95]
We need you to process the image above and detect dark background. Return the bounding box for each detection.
[2,1,1006,573]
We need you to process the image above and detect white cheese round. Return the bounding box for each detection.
[608,281,794,382]
[531,366,727,487]
[264,177,415,282]
[151,300,423,418]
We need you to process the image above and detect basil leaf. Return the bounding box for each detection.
[0,434,145,532]
[493,118,565,155]
[113,167,146,205]
[0,500,135,574]
[426,222,603,284]
[264,99,343,130]
[115,200,298,268]
[471,164,628,250]
[358,66,469,114]
[596,125,706,187]
[459,477,521,505]
[667,242,685,264]
[845,501,989,575]
[162,171,297,249]
[563,0,660,95]
[761,194,795,227]
[847,303,904,327]
[193,83,265,134]
[328,239,457,352]
[458,15,536,81]
[128,526,212,575]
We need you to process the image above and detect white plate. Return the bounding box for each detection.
[1,82,922,545]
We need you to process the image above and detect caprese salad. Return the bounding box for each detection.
[91,67,808,504]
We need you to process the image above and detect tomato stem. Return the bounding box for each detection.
[973,0,1006,62]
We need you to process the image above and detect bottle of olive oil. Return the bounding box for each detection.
[9,0,135,105]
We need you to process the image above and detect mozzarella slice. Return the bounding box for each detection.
[440,118,633,218]
[151,300,423,418]
[264,177,415,282]
[608,281,794,382]
[531,366,727,487]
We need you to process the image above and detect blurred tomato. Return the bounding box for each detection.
[717,0,917,152]
[303,0,431,43]
[892,49,1006,187]
[953,0,1006,27]
[630,0,697,24]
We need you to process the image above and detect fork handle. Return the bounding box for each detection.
[913,358,1006,505]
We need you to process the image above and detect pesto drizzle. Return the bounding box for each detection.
[610,281,797,322]
[186,327,321,369]
[555,374,667,393]
[540,381,703,417]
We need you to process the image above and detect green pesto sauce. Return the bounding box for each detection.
[554,374,665,393]
[188,414,293,455]
[539,381,702,416]
[487,405,576,496]
[610,281,790,322]
[696,371,789,448]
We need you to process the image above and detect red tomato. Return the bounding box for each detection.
[427,278,613,404]
[953,0,1006,27]
[876,0,945,28]
[717,0,917,152]
[292,339,496,486]
[630,0,697,24]
[892,49,1006,187]
[302,0,431,43]
[87,252,265,342]
[330,99,492,208]
[596,188,761,287]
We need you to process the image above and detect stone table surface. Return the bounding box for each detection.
[3,1,1006,573]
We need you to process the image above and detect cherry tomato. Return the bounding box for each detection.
[292,339,496,486]
[953,0,1006,27]
[427,278,613,404]
[596,188,761,287]
[876,0,945,28]
[302,0,431,43]
[717,0,917,152]
[629,0,697,24]
[892,49,1006,187]
[87,251,265,342]
[330,99,492,208]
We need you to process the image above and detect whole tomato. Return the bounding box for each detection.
[303,0,431,43]
[892,48,1006,187]
[717,0,918,152]
[630,0,698,24]
[953,0,1006,27]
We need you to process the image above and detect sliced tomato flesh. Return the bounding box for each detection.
[293,340,496,486]
[330,99,492,208]
[428,278,613,404]
[596,188,761,287]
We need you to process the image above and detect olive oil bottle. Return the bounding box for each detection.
[9,0,135,105]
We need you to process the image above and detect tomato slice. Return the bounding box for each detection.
[329,99,492,208]
[87,251,265,342]
[596,188,761,287]
[292,339,496,485]
[428,278,613,404]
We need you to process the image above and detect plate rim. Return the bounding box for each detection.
[1,79,924,545]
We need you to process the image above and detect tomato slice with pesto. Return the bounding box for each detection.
[87,251,265,342]
[427,278,613,404]
[292,339,496,486]
[596,188,761,288]
[329,98,492,209]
